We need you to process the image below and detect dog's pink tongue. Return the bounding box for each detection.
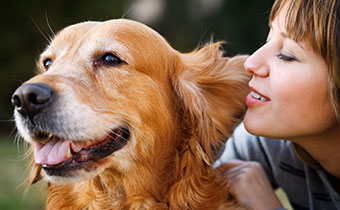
[34,139,83,165]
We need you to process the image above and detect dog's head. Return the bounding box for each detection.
[12,19,249,185]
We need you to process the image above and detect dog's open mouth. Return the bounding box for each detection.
[33,126,130,176]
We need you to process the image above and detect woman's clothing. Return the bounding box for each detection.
[216,123,340,210]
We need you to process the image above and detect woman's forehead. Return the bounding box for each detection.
[270,2,315,51]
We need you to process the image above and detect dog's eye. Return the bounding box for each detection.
[100,53,123,66]
[43,59,53,69]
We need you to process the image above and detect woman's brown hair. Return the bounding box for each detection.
[270,0,340,119]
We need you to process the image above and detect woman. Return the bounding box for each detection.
[217,0,340,209]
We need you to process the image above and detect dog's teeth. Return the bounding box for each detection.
[38,133,53,144]
[85,141,92,147]
[66,147,72,158]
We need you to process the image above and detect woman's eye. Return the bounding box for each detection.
[43,58,53,69]
[276,53,297,62]
[99,53,123,66]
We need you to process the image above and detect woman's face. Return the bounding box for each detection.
[243,6,337,140]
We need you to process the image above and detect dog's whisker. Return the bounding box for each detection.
[109,130,129,143]
[121,6,133,19]
[14,132,22,149]
[45,11,56,38]
[29,14,51,44]
[0,118,15,123]
[17,140,32,160]
[8,124,18,140]
[122,120,148,141]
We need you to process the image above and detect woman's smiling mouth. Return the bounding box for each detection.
[250,91,269,101]
[246,87,270,106]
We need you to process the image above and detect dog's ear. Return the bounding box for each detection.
[172,42,249,162]
[169,42,249,209]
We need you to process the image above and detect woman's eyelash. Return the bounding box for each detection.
[276,53,298,62]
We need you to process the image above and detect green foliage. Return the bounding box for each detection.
[0,138,46,210]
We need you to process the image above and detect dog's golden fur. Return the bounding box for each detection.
[14,19,250,209]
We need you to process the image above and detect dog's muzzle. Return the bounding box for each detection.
[12,82,132,178]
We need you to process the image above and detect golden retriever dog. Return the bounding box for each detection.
[12,19,250,210]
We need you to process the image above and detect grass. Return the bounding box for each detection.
[0,137,46,210]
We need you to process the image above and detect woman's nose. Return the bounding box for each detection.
[244,46,270,77]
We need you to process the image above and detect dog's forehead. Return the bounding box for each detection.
[49,19,167,50]
[42,19,172,60]
[86,19,170,51]
[45,22,99,54]
[58,21,99,40]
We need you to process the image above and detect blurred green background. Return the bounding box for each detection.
[0,0,273,209]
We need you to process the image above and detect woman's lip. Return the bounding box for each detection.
[249,86,270,100]
[246,86,270,107]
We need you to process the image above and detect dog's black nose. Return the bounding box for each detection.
[11,83,55,118]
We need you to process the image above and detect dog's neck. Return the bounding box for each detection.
[45,156,177,210]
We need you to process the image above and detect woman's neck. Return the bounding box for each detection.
[291,123,340,179]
